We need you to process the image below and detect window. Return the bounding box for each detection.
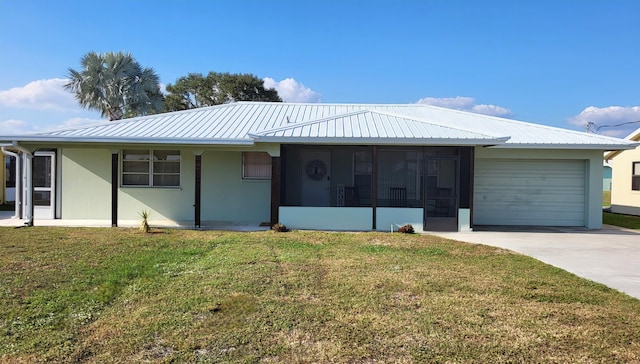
[633,162,640,191]
[243,152,271,179]
[122,150,180,187]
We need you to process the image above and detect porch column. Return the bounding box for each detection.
[194,154,202,228]
[458,146,474,231]
[270,156,281,226]
[25,153,33,226]
[111,153,118,227]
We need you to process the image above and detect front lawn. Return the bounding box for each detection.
[603,190,611,206]
[604,211,640,230]
[1,227,639,363]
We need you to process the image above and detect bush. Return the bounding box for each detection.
[139,210,150,234]
[272,223,289,232]
[397,224,414,234]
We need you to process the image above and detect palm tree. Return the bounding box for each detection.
[65,51,164,121]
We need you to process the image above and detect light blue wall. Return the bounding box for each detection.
[603,166,612,192]
[60,147,271,225]
[200,151,271,223]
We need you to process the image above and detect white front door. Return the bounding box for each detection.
[33,151,55,219]
[301,150,331,206]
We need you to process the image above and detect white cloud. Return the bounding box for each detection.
[415,96,513,117]
[568,106,640,137]
[0,116,103,136]
[263,77,322,103]
[53,117,103,130]
[0,78,78,111]
[0,119,39,135]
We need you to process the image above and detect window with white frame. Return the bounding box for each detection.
[243,152,271,179]
[122,149,181,187]
[633,162,640,191]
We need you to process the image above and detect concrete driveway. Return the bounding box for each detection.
[433,225,640,300]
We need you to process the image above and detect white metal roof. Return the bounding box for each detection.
[1,102,636,150]
[249,110,509,145]
[604,127,640,160]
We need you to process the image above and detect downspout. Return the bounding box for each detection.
[1,147,21,219]
[1,143,33,226]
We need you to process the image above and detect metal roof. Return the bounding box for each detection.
[249,110,509,145]
[604,127,640,160]
[1,102,636,150]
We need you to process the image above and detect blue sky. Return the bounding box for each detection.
[1,0,640,136]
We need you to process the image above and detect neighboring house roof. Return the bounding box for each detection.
[1,102,636,150]
[605,127,640,160]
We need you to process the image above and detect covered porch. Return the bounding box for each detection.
[275,145,476,232]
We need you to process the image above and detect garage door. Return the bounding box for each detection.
[474,159,586,226]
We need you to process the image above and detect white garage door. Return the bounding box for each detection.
[474,159,586,226]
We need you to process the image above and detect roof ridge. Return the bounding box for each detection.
[410,104,632,142]
[365,109,504,139]
[249,109,370,136]
[250,108,510,142]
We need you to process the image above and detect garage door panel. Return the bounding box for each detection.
[478,178,584,187]
[475,190,585,203]
[474,159,586,226]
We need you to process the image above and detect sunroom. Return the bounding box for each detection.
[277,145,475,232]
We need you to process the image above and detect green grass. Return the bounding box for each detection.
[602,190,611,206]
[604,211,640,230]
[1,227,639,363]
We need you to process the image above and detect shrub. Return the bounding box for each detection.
[139,210,150,233]
[272,223,289,232]
[397,224,414,234]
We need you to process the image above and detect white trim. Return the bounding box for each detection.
[251,136,509,145]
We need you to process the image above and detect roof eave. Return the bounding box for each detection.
[0,136,255,146]
[251,136,509,146]
[489,143,639,150]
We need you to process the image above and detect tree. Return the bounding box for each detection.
[164,72,281,112]
[65,51,164,121]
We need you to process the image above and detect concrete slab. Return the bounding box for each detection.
[433,225,640,300]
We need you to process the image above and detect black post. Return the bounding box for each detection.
[194,155,202,228]
[371,146,378,230]
[111,153,118,227]
[270,156,281,226]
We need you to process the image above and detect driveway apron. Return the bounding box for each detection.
[433,225,640,300]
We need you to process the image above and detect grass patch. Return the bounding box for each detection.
[1,227,639,363]
[602,190,611,206]
[604,211,640,230]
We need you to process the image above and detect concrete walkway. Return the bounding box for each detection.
[0,211,268,231]
[433,225,640,300]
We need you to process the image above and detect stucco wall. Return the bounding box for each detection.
[609,145,640,216]
[200,151,271,224]
[280,206,371,230]
[61,148,112,219]
[60,147,271,224]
